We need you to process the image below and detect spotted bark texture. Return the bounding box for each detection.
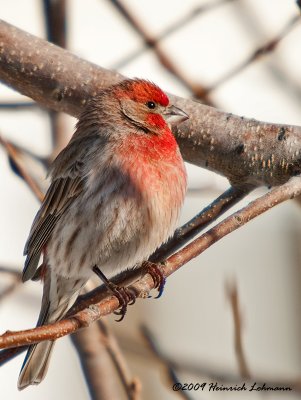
[1,19,301,187]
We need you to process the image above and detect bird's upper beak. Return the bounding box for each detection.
[163,105,189,126]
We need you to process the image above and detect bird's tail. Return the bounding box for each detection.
[18,341,55,390]
[18,267,85,390]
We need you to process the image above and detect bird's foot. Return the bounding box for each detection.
[143,261,166,298]
[108,283,136,322]
[92,265,136,321]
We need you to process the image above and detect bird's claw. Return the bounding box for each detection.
[93,265,136,321]
[144,261,166,298]
[110,285,136,321]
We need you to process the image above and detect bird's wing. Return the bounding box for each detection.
[22,176,84,282]
[22,134,101,282]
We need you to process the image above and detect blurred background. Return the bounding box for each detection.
[1,0,301,399]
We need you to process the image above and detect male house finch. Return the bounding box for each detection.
[18,79,188,389]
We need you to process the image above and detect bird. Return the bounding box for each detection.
[18,78,188,389]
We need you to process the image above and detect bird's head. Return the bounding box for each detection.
[113,79,188,134]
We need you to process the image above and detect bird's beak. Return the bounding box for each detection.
[163,105,189,126]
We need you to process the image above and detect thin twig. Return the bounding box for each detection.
[141,325,193,400]
[0,135,44,202]
[1,177,301,350]
[0,282,20,303]
[0,266,21,277]
[208,14,301,93]
[0,347,26,366]
[110,3,300,102]
[0,102,38,110]
[117,327,299,392]
[113,0,237,70]
[226,281,251,379]
[151,185,252,262]
[109,0,212,104]
[0,266,22,303]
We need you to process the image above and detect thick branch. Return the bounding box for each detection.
[1,20,301,187]
[1,176,300,350]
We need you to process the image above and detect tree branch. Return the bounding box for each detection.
[209,14,301,92]
[152,185,252,262]
[96,320,141,400]
[112,0,237,71]
[0,266,22,303]
[109,0,212,104]
[0,134,44,201]
[226,281,251,379]
[1,176,300,350]
[130,325,301,393]
[140,325,193,400]
[1,20,301,187]
[71,321,140,400]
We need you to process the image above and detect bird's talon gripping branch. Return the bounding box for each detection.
[93,266,136,321]
[156,278,167,299]
[143,261,166,298]
[111,286,136,322]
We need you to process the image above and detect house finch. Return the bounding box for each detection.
[18,78,188,389]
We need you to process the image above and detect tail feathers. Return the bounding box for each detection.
[17,341,54,390]
[17,269,85,390]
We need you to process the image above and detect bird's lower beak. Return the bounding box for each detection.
[163,105,189,126]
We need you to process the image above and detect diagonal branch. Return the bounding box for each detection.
[1,176,300,350]
[152,185,252,261]
[0,135,44,201]
[208,14,301,92]
[140,325,193,400]
[0,266,22,303]
[113,0,237,71]
[109,0,212,104]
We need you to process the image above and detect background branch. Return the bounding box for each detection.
[0,266,22,303]
[0,135,44,201]
[112,0,237,71]
[109,0,212,104]
[226,281,251,379]
[71,320,141,400]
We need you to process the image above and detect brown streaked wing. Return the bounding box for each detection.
[22,175,85,282]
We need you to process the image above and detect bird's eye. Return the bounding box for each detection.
[146,101,156,109]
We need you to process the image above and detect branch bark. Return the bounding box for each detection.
[71,322,139,400]
[152,185,251,261]
[1,20,301,187]
[1,176,301,350]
